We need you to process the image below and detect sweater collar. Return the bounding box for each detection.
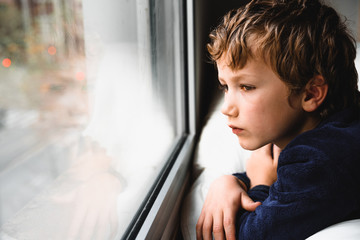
[318,106,360,128]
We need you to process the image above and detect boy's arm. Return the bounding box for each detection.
[196,144,279,240]
[196,175,260,240]
[236,145,356,239]
[246,144,280,188]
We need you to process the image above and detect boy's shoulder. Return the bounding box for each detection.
[297,107,359,144]
[282,107,360,164]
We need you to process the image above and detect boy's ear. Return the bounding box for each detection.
[302,75,328,112]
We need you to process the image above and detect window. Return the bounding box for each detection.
[0,0,194,239]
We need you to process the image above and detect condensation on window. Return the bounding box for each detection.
[0,0,182,239]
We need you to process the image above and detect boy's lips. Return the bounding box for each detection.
[228,125,244,135]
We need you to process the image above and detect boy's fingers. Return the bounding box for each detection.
[273,145,281,159]
[198,214,213,240]
[241,193,261,212]
[223,209,237,240]
[196,213,205,239]
[201,216,213,240]
[273,144,281,167]
[196,212,209,240]
[260,143,272,156]
[212,212,225,240]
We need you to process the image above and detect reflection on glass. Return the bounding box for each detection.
[0,0,182,239]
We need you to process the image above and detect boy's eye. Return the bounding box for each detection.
[240,84,255,91]
[218,83,228,92]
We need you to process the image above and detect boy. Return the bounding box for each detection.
[196,0,360,239]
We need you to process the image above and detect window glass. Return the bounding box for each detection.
[0,0,184,238]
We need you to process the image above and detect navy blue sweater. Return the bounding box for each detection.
[234,107,360,239]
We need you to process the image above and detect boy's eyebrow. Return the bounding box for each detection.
[218,73,255,83]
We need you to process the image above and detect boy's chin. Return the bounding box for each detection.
[238,139,267,151]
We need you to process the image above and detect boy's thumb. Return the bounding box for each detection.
[241,194,261,212]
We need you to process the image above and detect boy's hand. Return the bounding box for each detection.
[246,144,280,188]
[196,175,261,240]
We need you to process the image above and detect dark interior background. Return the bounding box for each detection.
[194,0,251,133]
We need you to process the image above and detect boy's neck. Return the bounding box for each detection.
[276,114,321,150]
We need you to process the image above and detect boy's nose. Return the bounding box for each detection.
[221,95,238,117]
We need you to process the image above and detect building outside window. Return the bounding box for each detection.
[0,0,193,239]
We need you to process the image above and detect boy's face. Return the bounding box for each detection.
[217,57,311,150]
